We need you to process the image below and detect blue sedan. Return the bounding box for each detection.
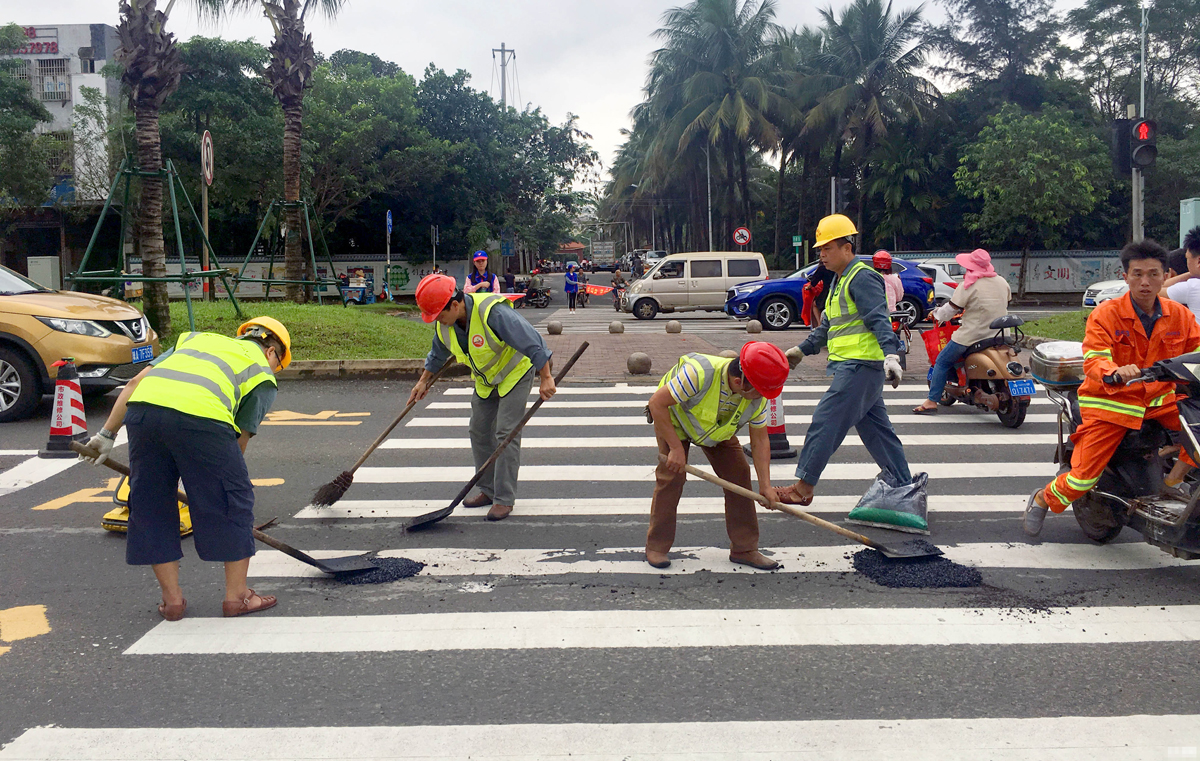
[724,258,936,330]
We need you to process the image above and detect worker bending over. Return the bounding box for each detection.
[409,273,555,521]
[1025,240,1200,535]
[646,342,790,570]
[781,214,912,506]
[79,318,292,621]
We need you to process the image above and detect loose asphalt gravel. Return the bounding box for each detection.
[851,541,984,588]
[335,557,426,585]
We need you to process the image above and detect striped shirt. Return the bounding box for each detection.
[665,364,769,429]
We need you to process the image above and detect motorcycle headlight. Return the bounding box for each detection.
[36,317,112,338]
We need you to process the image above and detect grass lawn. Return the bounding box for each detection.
[1023,310,1089,342]
[152,300,432,360]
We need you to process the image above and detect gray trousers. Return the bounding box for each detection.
[469,368,535,506]
[796,361,912,487]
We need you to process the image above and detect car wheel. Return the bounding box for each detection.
[633,298,659,320]
[897,297,922,326]
[759,297,794,330]
[0,347,41,423]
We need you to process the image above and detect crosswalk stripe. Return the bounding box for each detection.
[123,604,1200,654]
[247,541,1197,579]
[0,457,78,497]
[406,413,1061,427]
[441,383,1042,395]
[426,397,1054,410]
[353,462,1055,483]
[379,433,1059,450]
[0,450,37,457]
[293,494,1029,518]
[8,715,1194,759]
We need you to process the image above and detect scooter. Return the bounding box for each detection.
[1044,353,1200,558]
[613,287,625,312]
[925,315,1034,428]
[890,310,913,370]
[525,287,552,309]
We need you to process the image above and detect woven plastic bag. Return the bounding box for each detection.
[845,471,930,535]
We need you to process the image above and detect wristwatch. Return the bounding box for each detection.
[98,429,117,441]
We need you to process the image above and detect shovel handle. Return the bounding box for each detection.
[661,454,884,552]
[73,442,191,503]
[348,359,456,474]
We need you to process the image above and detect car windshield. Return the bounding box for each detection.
[0,265,53,295]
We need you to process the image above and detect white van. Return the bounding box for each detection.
[622,251,768,319]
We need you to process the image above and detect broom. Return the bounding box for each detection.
[309,359,455,507]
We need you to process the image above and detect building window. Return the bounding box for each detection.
[42,131,73,176]
[80,59,95,74]
[3,58,30,82]
[35,58,71,102]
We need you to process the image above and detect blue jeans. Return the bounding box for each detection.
[927,340,970,403]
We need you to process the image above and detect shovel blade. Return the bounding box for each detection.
[406,505,455,531]
[874,540,944,560]
[313,554,379,575]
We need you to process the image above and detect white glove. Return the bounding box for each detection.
[785,346,805,370]
[884,354,903,388]
[932,302,958,323]
[79,430,115,465]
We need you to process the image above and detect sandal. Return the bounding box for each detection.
[222,589,277,618]
[912,405,938,415]
[158,599,187,622]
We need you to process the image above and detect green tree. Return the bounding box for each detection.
[0,23,55,210]
[954,105,1109,292]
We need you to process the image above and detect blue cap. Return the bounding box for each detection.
[473,251,488,261]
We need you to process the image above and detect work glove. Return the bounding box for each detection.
[884,354,903,388]
[785,346,805,370]
[79,429,116,466]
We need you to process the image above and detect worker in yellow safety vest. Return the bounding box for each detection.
[408,273,556,521]
[78,317,292,622]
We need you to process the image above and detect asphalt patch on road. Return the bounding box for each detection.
[851,542,983,588]
[335,557,426,585]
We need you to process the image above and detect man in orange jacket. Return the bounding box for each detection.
[1024,240,1200,535]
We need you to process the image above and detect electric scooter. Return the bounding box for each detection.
[925,315,1035,428]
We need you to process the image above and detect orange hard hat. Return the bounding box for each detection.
[872,250,893,270]
[416,273,458,323]
[738,341,789,399]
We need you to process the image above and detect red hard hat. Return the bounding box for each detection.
[416,273,457,323]
[872,250,892,270]
[738,341,789,399]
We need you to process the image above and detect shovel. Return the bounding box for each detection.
[72,443,378,575]
[665,455,943,560]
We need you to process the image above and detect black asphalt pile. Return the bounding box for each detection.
[336,557,426,585]
[851,543,982,588]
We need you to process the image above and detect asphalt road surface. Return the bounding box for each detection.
[2,375,1200,758]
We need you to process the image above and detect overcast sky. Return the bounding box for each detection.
[18,0,1084,187]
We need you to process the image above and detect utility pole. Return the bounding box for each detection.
[1131,5,1149,242]
[492,42,516,109]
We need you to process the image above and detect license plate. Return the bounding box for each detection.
[1083,298,1095,306]
[1008,379,1036,397]
[132,345,154,363]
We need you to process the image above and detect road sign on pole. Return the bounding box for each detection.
[200,130,213,299]
[733,227,751,246]
[200,130,214,186]
[385,210,392,270]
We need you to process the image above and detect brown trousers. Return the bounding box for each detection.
[646,435,760,554]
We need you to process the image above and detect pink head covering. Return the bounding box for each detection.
[955,248,997,289]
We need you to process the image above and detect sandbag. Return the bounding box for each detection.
[845,471,929,535]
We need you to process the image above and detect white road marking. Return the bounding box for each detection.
[0,450,37,457]
[6,715,1195,760]
[426,397,1054,410]
[379,433,1059,450]
[247,541,1199,579]
[0,458,79,497]
[441,383,1042,396]
[406,413,1061,427]
[294,494,1028,519]
[124,604,1200,654]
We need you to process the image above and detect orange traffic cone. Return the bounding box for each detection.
[744,395,796,460]
[39,358,89,459]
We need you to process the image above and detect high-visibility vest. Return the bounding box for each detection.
[437,294,533,398]
[825,260,886,362]
[129,332,276,432]
[657,353,765,446]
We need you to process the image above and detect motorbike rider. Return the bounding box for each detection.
[611,269,626,308]
[914,249,1011,415]
[1024,239,1200,536]
[872,250,904,313]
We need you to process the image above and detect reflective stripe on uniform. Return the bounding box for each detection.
[436,295,533,398]
[824,260,885,363]
[1084,349,1113,359]
[1077,395,1146,419]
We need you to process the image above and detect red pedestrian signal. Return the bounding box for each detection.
[1131,119,1157,168]
[1136,121,1153,141]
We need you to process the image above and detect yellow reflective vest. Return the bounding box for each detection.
[825,260,886,362]
[436,294,534,398]
[129,332,277,432]
[657,353,765,446]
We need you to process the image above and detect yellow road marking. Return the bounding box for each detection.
[251,478,285,486]
[264,410,369,425]
[0,646,10,657]
[333,412,371,417]
[261,421,362,426]
[33,488,111,511]
[0,605,50,642]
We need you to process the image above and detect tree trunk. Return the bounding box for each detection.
[1018,245,1029,298]
[282,101,305,302]
[135,105,169,335]
[774,147,788,263]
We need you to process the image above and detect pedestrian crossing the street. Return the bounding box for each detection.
[6,380,1200,759]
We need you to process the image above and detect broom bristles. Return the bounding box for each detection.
[310,471,354,507]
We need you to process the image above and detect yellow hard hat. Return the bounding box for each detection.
[238,316,292,370]
[813,214,859,248]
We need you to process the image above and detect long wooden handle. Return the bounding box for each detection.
[445,342,589,510]
[661,454,883,551]
[348,359,456,474]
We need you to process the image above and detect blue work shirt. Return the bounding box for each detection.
[797,264,900,372]
[424,294,553,375]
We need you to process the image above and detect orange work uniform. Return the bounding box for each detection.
[1042,293,1200,512]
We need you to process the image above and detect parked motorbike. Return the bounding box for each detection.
[923,315,1034,428]
[1041,348,1200,558]
[524,287,552,309]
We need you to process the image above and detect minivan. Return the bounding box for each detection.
[622,251,768,319]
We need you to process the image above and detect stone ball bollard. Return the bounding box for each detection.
[627,352,652,375]
[719,349,739,359]
[609,321,625,334]
[665,320,682,334]
[547,321,563,335]
[746,319,763,334]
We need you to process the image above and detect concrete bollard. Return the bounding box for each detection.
[746,320,763,334]
[666,320,682,334]
[718,349,739,359]
[609,321,625,334]
[627,352,652,375]
[547,321,563,335]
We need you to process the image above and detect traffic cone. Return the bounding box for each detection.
[39,358,88,459]
[744,395,796,459]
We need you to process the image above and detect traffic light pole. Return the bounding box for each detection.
[1129,105,1144,242]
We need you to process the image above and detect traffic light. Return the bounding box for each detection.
[1130,119,1157,168]
[834,178,852,212]
[1111,119,1131,179]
